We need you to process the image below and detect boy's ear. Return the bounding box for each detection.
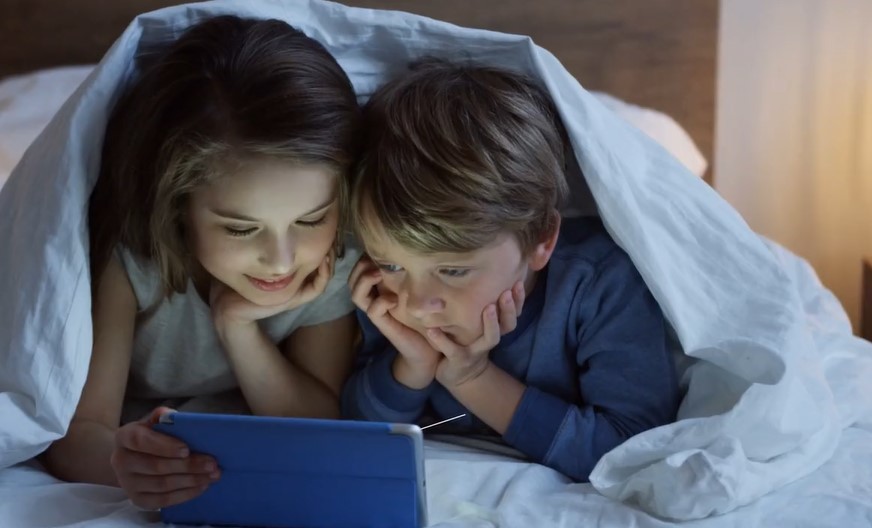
[528,212,561,271]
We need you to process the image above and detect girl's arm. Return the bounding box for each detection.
[221,313,357,419]
[42,255,137,485]
[43,256,217,510]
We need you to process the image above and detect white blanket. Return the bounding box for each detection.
[3,427,872,528]
[1,0,871,521]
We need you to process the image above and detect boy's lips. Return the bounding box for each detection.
[246,273,295,292]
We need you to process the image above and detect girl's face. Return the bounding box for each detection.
[187,158,339,307]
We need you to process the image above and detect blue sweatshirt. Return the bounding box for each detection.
[341,217,680,481]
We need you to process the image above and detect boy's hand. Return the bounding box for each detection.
[430,282,525,388]
[496,281,526,334]
[211,251,334,330]
[349,258,440,388]
[430,303,500,389]
[112,407,219,510]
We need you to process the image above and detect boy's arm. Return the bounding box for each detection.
[448,251,681,481]
[340,312,434,422]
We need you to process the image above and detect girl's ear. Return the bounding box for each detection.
[528,211,561,271]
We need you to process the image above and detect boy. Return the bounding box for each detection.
[342,59,680,481]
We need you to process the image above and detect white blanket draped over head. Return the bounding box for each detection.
[1,0,870,520]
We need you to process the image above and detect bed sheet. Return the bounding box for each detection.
[2,428,871,528]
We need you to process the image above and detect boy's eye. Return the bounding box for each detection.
[297,215,328,228]
[439,268,470,278]
[377,263,403,273]
[225,226,257,237]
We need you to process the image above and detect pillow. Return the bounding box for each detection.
[0,66,93,190]
[591,91,708,178]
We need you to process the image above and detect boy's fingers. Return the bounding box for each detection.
[367,298,411,343]
[497,290,517,333]
[348,257,377,289]
[368,296,395,317]
[476,304,501,352]
[350,278,374,310]
[513,281,526,315]
[426,328,458,357]
[350,271,382,311]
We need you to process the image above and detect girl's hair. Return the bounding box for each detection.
[89,15,361,295]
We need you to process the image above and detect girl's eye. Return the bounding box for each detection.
[224,226,257,237]
[297,215,328,228]
[377,263,403,273]
[439,268,470,278]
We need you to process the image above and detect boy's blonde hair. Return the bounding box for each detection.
[352,58,569,254]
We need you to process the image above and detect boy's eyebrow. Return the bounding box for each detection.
[208,197,335,222]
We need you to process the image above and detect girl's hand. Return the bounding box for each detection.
[111,407,219,510]
[349,257,441,388]
[211,251,334,329]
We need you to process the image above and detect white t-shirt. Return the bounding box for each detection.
[116,243,360,422]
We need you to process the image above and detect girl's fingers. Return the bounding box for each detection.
[132,484,211,510]
[116,450,216,476]
[118,424,188,459]
[306,255,332,297]
[133,471,218,494]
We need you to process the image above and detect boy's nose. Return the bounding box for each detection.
[404,280,445,319]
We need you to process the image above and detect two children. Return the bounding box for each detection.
[46,15,678,505]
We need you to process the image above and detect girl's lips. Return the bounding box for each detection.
[246,273,295,292]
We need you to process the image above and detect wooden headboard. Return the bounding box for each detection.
[0,0,718,182]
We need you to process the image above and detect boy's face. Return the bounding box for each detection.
[364,228,541,346]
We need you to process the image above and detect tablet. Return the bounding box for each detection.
[152,412,426,528]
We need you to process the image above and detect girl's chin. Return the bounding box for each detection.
[243,285,299,307]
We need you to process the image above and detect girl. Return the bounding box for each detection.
[42,15,362,510]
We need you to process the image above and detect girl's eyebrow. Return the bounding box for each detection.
[208,209,259,222]
[207,197,336,223]
[299,197,336,217]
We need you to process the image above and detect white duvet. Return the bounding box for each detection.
[1,0,872,523]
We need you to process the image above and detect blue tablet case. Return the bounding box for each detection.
[153,412,426,528]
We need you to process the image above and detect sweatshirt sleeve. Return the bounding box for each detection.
[341,311,433,423]
[503,249,680,481]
